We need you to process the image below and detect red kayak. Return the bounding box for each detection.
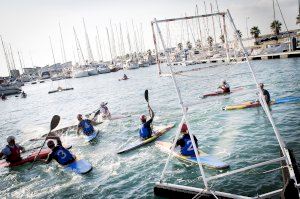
[0,149,51,167]
[201,87,243,98]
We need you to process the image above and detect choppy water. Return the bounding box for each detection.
[0,58,299,198]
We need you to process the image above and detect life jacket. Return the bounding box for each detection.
[139,123,152,139]
[181,136,196,156]
[6,145,22,163]
[52,146,74,165]
[80,120,94,135]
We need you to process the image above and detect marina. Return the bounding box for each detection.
[0,0,300,198]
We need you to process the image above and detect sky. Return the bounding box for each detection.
[0,0,298,76]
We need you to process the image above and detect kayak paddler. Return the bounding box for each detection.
[176,123,199,157]
[99,102,111,120]
[0,136,25,163]
[77,114,100,136]
[218,80,230,93]
[259,83,271,105]
[123,74,128,80]
[21,91,27,98]
[139,104,155,140]
[41,136,75,165]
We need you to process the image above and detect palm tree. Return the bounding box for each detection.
[207,36,213,48]
[186,41,192,50]
[219,35,225,43]
[250,26,261,38]
[270,20,282,35]
[177,43,183,50]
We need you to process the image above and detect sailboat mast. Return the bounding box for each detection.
[106,27,114,62]
[9,44,16,70]
[215,0,223,36]
[49,36,56,65]
[109,20,117,58]
[59,22,67,63]
[83,18,94,63]
[126,22,133,55]
[210,3,217,43]
[96,26,103,61]
[0,35,11,76]
[196,5,203,47]
[17,51,24,73]
[132,20,139,54]
[73,27,85,64]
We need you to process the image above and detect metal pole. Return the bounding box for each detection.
[226,10,292,172]
[151,22,161,75]
[153,18,209,189]
[59,22,67,63]
[222,15,230,62]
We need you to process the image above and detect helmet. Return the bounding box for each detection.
[140,115,147,122]
[259,83,264,88]
[181,123,188,133]
[100,102,107,107]
[77,114,83,120]
[7,136,15,143]
[47,140,55,149]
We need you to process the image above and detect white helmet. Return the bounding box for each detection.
[100,102,108,107]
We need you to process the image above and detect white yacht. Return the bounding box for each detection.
[97,64,110,74]
[125,59,139,70]
[87,68,98,76]
[73,69,89,78]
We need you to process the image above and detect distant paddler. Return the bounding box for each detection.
[0,136,25,163]
[258,83,270,105]
[98,102,111,120]
[119,74,129,81]
[176,123,199,156]
[40,136,75,165]
[139,90,155,140]
[77,114,101,137]
[218,80,230,93]
[1,93,7,100]
[21,91,27,98]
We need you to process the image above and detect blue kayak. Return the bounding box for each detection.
[65,159,93,174]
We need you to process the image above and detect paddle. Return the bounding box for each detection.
[92,109,101,120]
[28,115,60,170]
[145,89,151,116]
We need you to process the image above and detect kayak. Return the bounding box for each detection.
[65,159,93,174]
[201,87,243,98]
[85,130,100,142]
[222,96,300,111]
[48,87,74,94]
[155,141,229,169]
[118,78,129,81]
[117,124,175,154]
[0,149,51,168]
[94,114,130,123]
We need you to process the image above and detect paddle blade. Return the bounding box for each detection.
[144,90,149,102]
[94,110,101,117]
[50,115,60,131]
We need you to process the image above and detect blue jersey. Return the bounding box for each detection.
[48,146,75,165]
[176,134,198,156]
[78,119,94,135]
[139,118,153,139]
